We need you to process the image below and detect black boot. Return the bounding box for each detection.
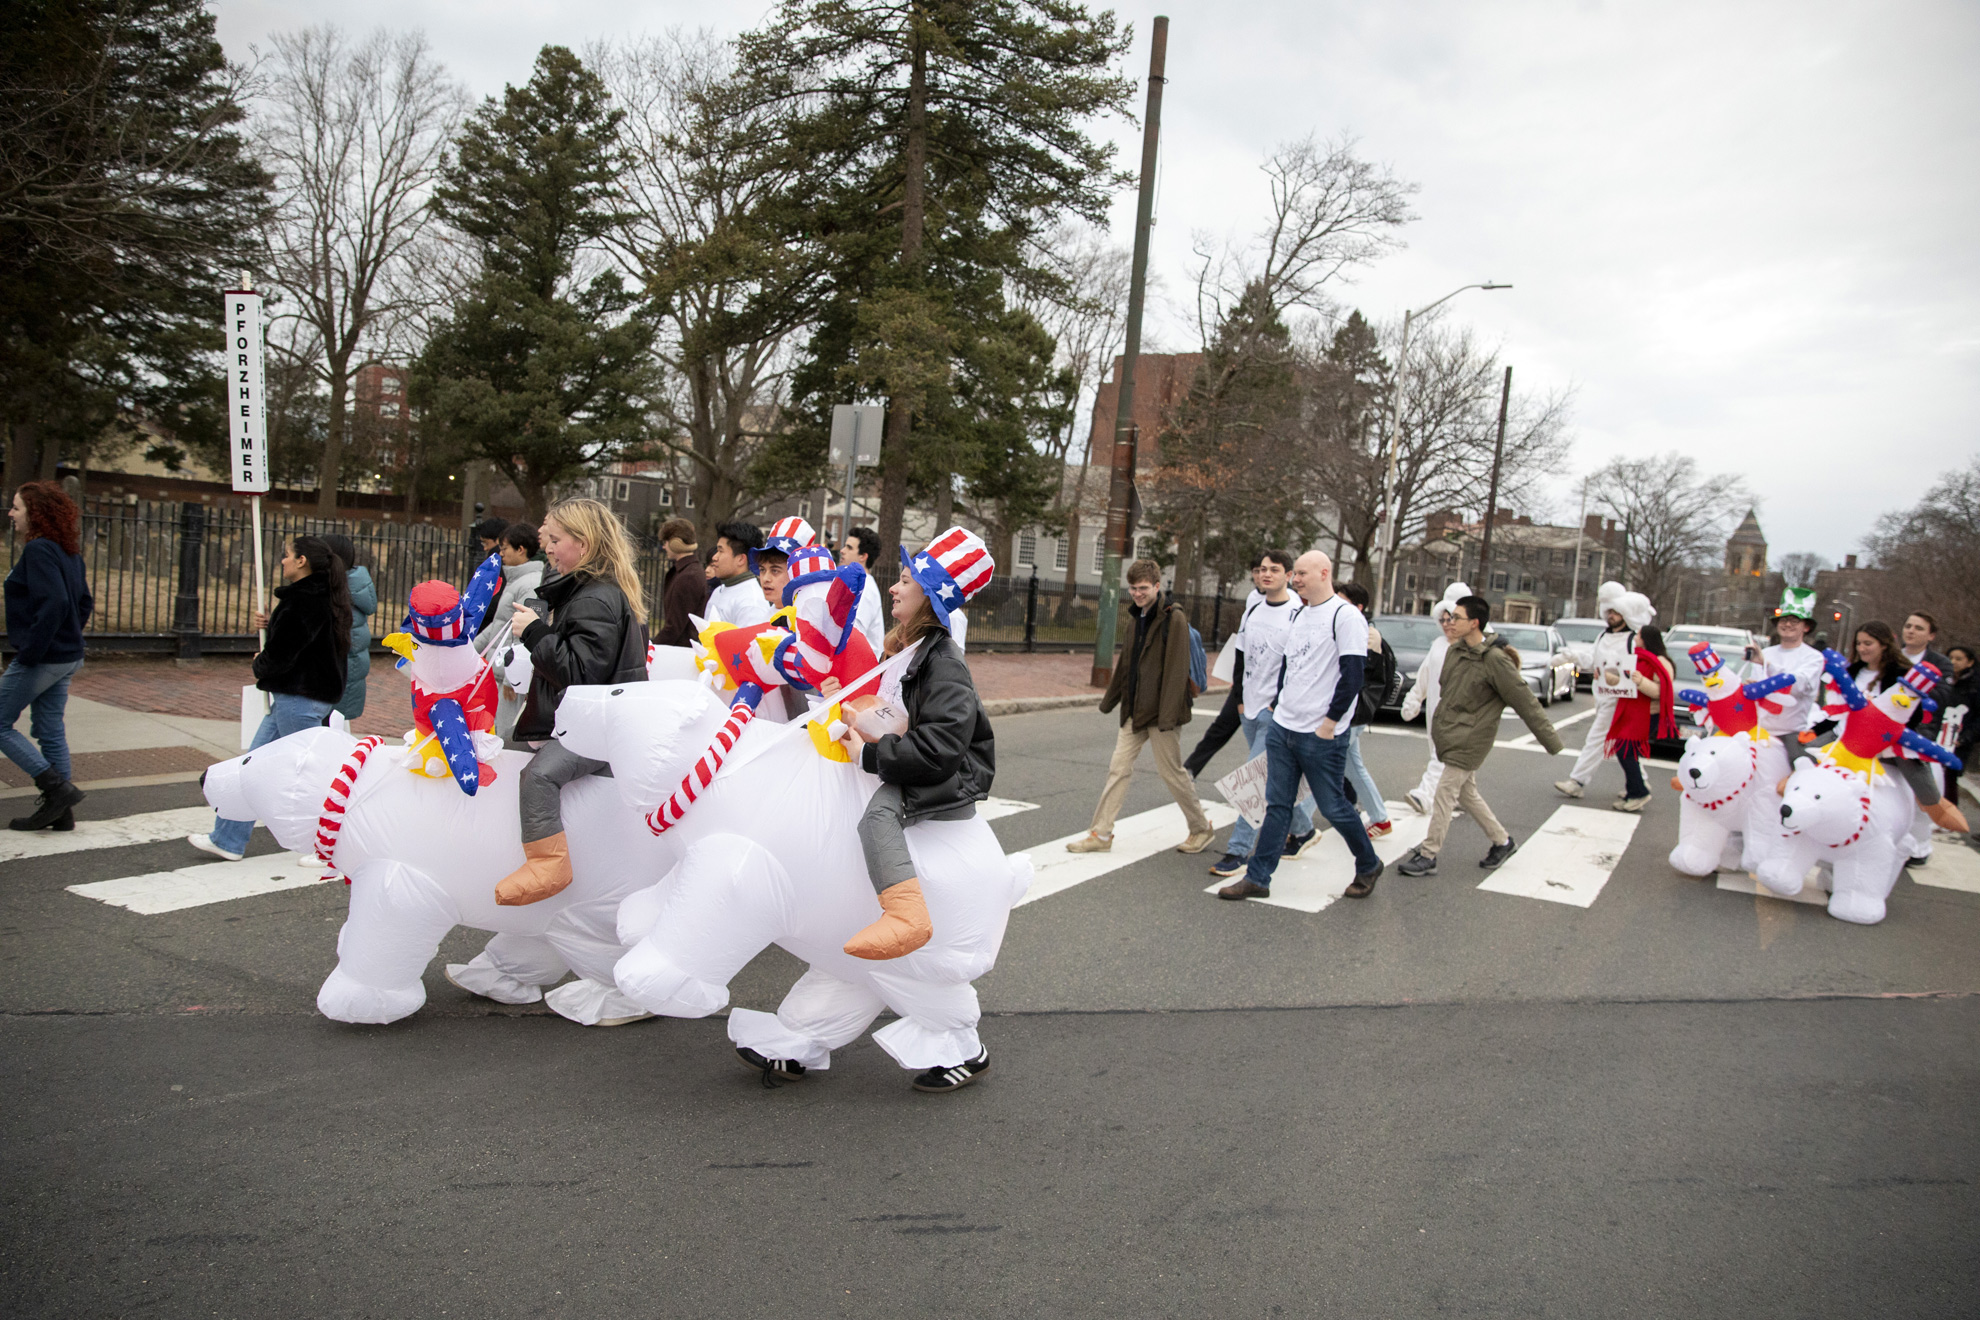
[11,768,84,831]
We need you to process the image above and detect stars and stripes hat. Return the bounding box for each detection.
[405,581,472,646]
[901,526,994,629]
[781,544,838,599]
[1689,641,1727,680]
[1897,661,1943,706]
[751,515,818,567]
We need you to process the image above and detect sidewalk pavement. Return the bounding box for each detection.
[5,650,1144,794]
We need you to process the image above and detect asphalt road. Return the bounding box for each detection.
[5,694,1978,1317]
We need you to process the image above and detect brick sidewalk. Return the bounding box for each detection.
[65,649,1115,732]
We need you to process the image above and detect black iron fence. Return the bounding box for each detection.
[0,497,669,657]
[959,570,1241,655]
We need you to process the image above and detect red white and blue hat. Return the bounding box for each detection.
[406,581,472,646]
[1688,641,1726,680]
[781,544,838,597]
[902,526,994,629]
[752,516,817,566]
[1898,661,1943,705]
[402,553,503,647]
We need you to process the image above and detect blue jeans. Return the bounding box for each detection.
[0,658,83,780]
[1243,720,1381,888]
[1345,724,1390,825]
[211,693,335,854]
[1227,709,1314,858]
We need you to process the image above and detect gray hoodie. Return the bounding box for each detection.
[476,558,545,654]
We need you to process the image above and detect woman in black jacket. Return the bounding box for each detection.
[1337,581,1396,839]
[2,482,95,831]
[494,498,648,907]
[190,534,350,861]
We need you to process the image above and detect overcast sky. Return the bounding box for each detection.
[213,0,1980,564]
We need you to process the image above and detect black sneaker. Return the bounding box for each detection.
[1397,848,1438,877]
[1208,851,1247,878]
[1285,829,1318,858]
[1480,836,1519,869]
[912,1049,990,1093]
[736,1046,806,1087]
[1902,854,1926,869]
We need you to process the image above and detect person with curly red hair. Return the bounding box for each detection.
[3,482,94,830]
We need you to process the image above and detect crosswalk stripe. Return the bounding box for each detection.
[1715,871,1827,906]
[1015,800,1240,907]
[68,853,328,915]
[1904,839,1980,895]
[1199,802,1430,913]
[0,806,216,864]
[978,797,1039,822]
[1475,805,1638,908]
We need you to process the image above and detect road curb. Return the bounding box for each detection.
[984,693,1103,718]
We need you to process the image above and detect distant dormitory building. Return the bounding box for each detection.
[1389,511,1625,623]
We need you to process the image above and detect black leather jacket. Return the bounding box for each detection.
[514,570,648,740]
[859,630,994,823]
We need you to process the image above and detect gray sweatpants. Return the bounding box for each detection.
[857,784,975,894]
[519,739,610,843]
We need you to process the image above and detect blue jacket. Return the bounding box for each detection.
[6,538,93,665]
[337,566,377,719]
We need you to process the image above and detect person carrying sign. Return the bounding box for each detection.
[1555,581,1652,801]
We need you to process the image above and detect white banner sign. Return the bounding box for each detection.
[1215,751,1271,828]
[223,290,269,493]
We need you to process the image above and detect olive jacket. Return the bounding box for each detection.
[1430,632,1564,771]
[1099,597,1194,733]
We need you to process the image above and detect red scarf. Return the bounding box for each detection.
[1604,647,1677,758]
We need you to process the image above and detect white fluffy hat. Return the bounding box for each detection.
[1616,590,1657,632]
[1596,579,1627,613]
[1434,581,1472,620]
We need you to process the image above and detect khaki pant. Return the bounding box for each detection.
[1091,723,1212,836]
[1420,764,1509,858]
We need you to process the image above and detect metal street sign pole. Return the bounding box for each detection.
[830,403,884,550]
[1092,14,1168,688]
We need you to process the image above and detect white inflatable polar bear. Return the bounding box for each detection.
[1667,731,1791,877]
[1754,759,1914,924]
[201,726,681,1024]
[552,680,1032,1073]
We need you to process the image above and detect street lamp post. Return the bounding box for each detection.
[1372,281,1512,614]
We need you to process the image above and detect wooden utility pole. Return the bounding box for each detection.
[1091,15,1168,687]
[1475,364,1513,591]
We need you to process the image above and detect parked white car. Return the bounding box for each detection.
[1494,623,1578,706]
[1553,617,1608,689]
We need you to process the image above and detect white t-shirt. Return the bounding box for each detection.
[1271,595,1367,735]
[1236,593,1299,714]
[1760,641,1826,735]
[704,576,772,629]
[949,609,968,654]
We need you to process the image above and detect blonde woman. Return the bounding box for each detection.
[494,499,650,906]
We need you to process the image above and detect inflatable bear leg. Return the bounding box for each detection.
[445,932,569,1005]
[614,835,787,1019]
[540,899,649,1026]
[728,968,888,1073]
[1828,849,1901,925]
[866,970,983,1072]
[1668,799,1733,877]
[318,860,462,1024]
[1756,839,1818,897]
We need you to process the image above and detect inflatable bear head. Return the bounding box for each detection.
[1676,731,1759,810]
[204,725,365,855]
[552,679,732,807]
[1777,760,1873,848]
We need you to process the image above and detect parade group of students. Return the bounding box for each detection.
[1149,548,1974,900]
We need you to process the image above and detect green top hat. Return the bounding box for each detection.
[1774,586,1816,621]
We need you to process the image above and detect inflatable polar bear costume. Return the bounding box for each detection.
[201,727,683,1024]
[1754,759,1914,924]
[1667,730,1791,877]
[552,680,1033,1073]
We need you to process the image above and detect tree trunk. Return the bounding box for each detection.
[1057,508,1081,624]
[318,358,349,513]
[6,421,40,493]
[875,27,929,563]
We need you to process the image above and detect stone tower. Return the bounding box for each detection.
[1725,508,1768,577]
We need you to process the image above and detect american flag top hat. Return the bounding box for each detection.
[1688,641,1726,680]
[401,553,504,647]
[751,515,818,566]
[1898,661,1943,707]
[902,526,994,629]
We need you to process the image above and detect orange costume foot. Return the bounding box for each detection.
[1924,799,1970,835]
[843,878,933,960]
[495,833,574,906]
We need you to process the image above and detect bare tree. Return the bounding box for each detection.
[1863,457,1980,639]
[1776,551,1825,589]
[1011,223,1130,618]
[256,27,464,512]
[594,31,832,537]
[1587,451,1751,613]
[1189,134,1416,343]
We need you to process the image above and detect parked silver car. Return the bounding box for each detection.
[1493,623,1577,706]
